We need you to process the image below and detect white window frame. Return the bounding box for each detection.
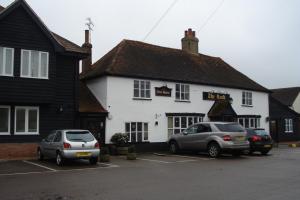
[0,47,14,77]
[285,119,293,133]
[167,116,203,137]
[14,106,39,135]
[242,91,253,106]
[20,49,49,79]
[0,105,11,135]
[133,80,151,99]
[125,122,149,142]
[175,83,190,101]
[238,117,260,128]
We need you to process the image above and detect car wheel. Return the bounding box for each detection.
[261,150,270,156]
[56,152,64,166]
[89,157,98,165]
[169,141,179,154]
[207,142,221,158]
[37,148,44,161]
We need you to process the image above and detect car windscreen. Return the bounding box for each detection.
[254,130,269,136]
[215,124,245,132]
[66,131,95,142]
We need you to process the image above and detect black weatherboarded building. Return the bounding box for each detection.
[0,0,88,158]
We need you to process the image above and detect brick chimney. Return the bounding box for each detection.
[181,28,199,54]
[82,30,92,73]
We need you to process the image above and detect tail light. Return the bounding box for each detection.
[251,135,262,142]
[223,135,232,141]
[63,142,71,149]
[94,142,100,149]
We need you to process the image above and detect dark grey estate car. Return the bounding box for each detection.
[37,130,100,166]
[168,122,249,158]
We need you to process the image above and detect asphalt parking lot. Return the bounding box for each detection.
[1,147,300,200]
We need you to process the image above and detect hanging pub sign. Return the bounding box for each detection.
[155,86,172,97]
[203,92,230,101]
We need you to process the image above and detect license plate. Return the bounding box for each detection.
[264,145,271,148]
[76,152,91,157]
[235,136,245,141]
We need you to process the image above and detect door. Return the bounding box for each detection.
[42,132,56,158]
[191,124,212,150]
[49,131,62,158]
[81,117,106,144]
[178,125,198,150]
[270,120,278,142]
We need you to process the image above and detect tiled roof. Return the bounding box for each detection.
[51,32,88,54]
[0,2,87,55]
[81,40,269,93]
[271,87,300,107]
[79,82,107,113]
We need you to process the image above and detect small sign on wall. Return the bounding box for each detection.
[203,92,230,101]
[155,86,172,97]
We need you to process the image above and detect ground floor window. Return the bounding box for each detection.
[167,116,203,137]
[125,122,148,142]
[238,117,260,128]
[284,119,293,133]
[15,106,39,135]
[0,106,10,135]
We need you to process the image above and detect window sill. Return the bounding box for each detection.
[285,131,293,133]
[0,133,10,136]
[132,98,152,101]
[14,132,39,135]
[0,74,14,77]
[20,76,49,80]
[241,104,253,107]
[175,100,191,103]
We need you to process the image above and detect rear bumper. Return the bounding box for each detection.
[61,149,100,159]
[220,141,250,152]
[250,143,273,151]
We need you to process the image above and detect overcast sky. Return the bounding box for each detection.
[1,0,300,89]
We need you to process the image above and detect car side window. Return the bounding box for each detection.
[53,131,62,142]
[45,133,55,142]
[186,125,197,134]
[197,124,212,133]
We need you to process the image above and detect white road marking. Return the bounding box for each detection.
[173,159,198,163]
[167,154,213,161]
[100,163,120,168]
[137,158,171,164]
[23,160,57,171]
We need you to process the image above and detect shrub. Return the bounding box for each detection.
[110,133,129,147]
[101,146,109,155]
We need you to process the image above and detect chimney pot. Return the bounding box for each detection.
[181,28,199,54]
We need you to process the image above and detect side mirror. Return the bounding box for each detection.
[42,139,46,142]
[183,131,188,135]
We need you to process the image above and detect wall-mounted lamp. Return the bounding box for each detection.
[57,105,64,113]
[155,121,159,126]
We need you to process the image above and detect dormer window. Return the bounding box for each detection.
[21,50,49,79]
[0,46,14,76]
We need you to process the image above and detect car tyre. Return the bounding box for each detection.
[89,157,98,165]
[207,142,221,158]
[37,148,44,161]
[169,141,179,154]
[56,152,64,166]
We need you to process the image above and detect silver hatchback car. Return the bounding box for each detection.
[168,122,249,158]
[37,130,100,166]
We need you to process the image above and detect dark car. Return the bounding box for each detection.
[245,128,273,155]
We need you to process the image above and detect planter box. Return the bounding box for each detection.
[117,147,128,155]
[127,153,137,160]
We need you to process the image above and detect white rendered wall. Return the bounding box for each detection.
[90,76,270,143]
[87,77,107,108]
[292,93,300,114]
